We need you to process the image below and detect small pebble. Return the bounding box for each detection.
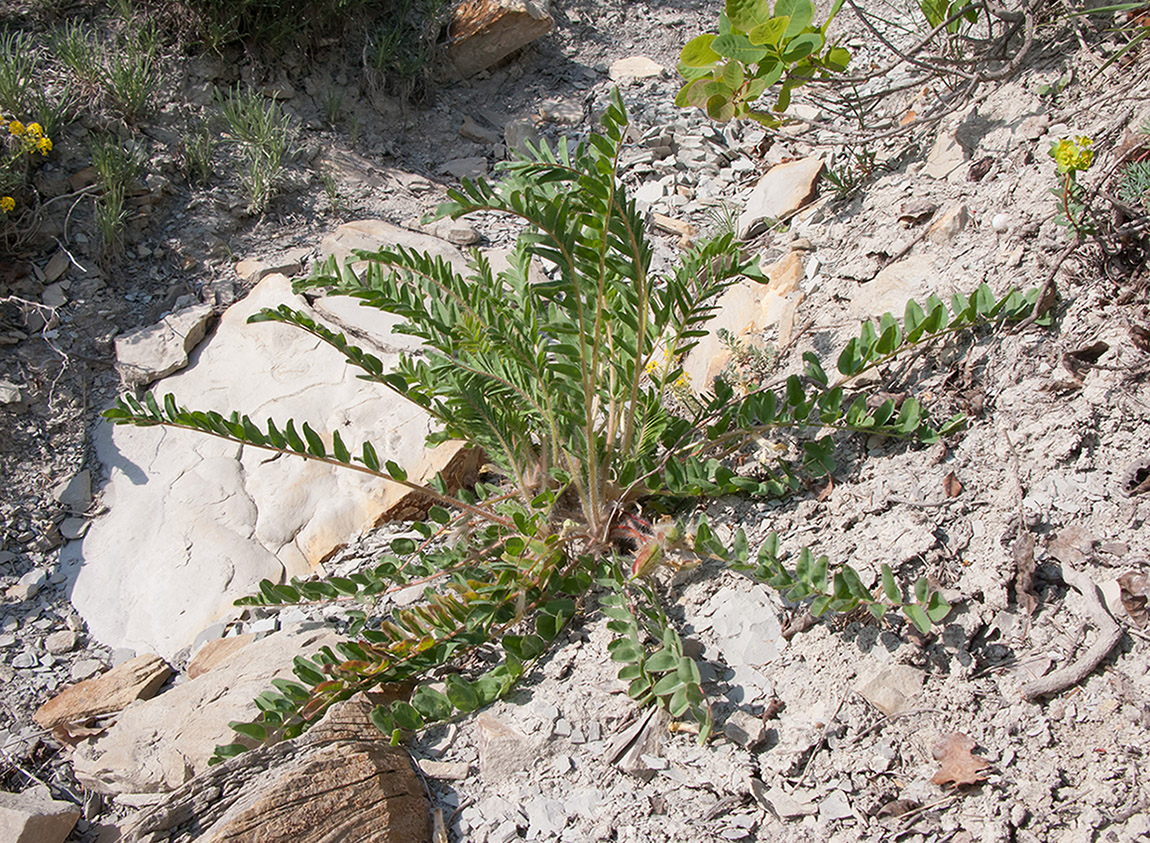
[992,213,1010,232]
[71,658,104,681]
[45,630,78,654]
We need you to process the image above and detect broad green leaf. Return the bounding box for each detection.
[748,17,789,46]
[904,603,931,634]
[681,33,721,67]
[707,94,736,123]
[445,675,480,712]
[229,721,266,742]
[897,398,921,432]
[652,672,685,696]
[782,31,822,62]
[914,577,929,603]
[390,700,424,730]
[726,0,772,32]
[331,430,350,463]
[677,656,701,685]
[302,423,325,456]
[608,639,643,663]
[927,591,952,622]
[721,60,745,89]
[213,743,248,761]
[777,0,815,37]
[810,594,833,616]
[880,564,900,602]
[825,46,851,71]
[412,686,453,722]
[711,32,769,64]
[646,649,679,673]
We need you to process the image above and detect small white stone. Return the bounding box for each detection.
[992,213,1010,233]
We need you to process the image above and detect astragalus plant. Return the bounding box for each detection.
[103,91,1036,759]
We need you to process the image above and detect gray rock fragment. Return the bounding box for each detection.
[0,788,81,843]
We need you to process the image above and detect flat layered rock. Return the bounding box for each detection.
[34,654,171,730]
[682,252,805,393]
[66,224,480,659]
[115,304,215,387]
[0,788,81,843]
[738,157,825,239]
[72,627,342,795]
[116,694,429,843]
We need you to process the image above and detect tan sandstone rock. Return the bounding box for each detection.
[186,634,256,680]
[0,788,81,843]
[738,157,825,239]
[115,693,429,843]
[682,252,806,392]
[72,627,342,795]
[448,0,554,78]
[34,655,171,731]
[67,240,481,659]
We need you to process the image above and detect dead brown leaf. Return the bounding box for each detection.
[1047,526,1095,567]
[1130,324,1150,353]
[51,720,107,748]
[1062,341,1110,378]
[930,733,990,787]
[943,471,962,498]
[967,157,994,182]
[874,798,920,818]
[1013,532,1037,615]
[1117,570,1149,628]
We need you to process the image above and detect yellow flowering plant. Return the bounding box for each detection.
[1048,135,1095,236]
[1,114,53,216]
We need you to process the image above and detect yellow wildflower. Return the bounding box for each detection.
[26,122,43,137]
[36,137,52,154]
[9,120,24,136]
[0,196,14,213]
[1049,136,1094,175]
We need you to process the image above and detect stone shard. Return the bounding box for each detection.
[72,627,342,795]
[682,252,805,393]
[448,0,554,78]
[503,116,540,156]
[609,56,665,81]
[923,128,966,179]
[855,664,926,716]
[54,470,91,511]
[738,157,825,239]
[34,654,171,730]
[724,709,768,749]
[849,253,961,320]
[116,695,430,843]
[476,713,540,781]
[67,256,480,659]
[115,304,215,386]
[928,203,970,244]
[186,634,256,680]
[0,788,81,843]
